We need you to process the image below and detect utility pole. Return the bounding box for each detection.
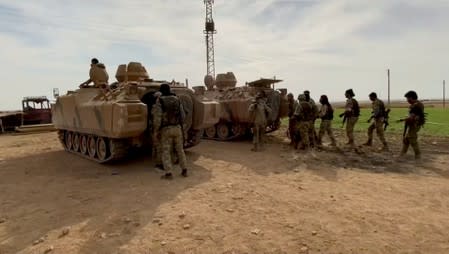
[444,80,446,109]
[387,69,390,107]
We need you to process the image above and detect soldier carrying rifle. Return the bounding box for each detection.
[398,90,426,160]
[363,92,389,151]
[340,89,360,147]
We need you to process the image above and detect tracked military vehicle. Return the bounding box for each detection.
[195,72,288,141]
[52,62,220,163]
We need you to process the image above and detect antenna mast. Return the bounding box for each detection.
[204,0,216,79]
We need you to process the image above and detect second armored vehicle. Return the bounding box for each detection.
[195,72,288,141]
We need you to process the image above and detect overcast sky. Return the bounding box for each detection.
[0,0,448,110]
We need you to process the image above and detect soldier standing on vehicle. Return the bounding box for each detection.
[304,90,318,146]
[399,91,425,160]
[287,93,299,146]
[317,95,337,147]
[294,94,313,150]
[153,84,188,179]
[249,91,272,152]
[79,58,109,89]
[364,92,388,150]
[342,89,360,147]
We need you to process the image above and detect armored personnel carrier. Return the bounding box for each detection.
[52,62,220,163]
[195,72,288,141]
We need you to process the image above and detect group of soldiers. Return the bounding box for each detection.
[80,58,426,181]
[250,88,426,160]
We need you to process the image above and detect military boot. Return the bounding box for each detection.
[161,172,173,180]
[380,143,389,151]
[363,139,372,146]
[251,143,258,152]
[181,168,188,177]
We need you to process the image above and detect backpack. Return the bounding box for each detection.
[159,95,183,126]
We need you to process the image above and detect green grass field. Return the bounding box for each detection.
[283,108,449,137]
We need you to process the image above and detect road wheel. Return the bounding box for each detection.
[231,124,245,136]
[96,137,109,161]
[205,126,216,138]
[87,136,97,158]
[80,135,88,154]
[65,131,73,150]
[216,123,230,140]
[72,133,80,152]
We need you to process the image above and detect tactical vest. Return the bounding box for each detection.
[288,101,296,117]
[352,99,360,117]
[322,104,334,120]
[409,101,425,126]
[298,101,314,121]
[377,100,386,118]
[159,95,182,127]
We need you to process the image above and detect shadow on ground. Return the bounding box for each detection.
[0,148,211,253]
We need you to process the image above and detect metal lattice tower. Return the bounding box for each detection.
[204,0,216,78]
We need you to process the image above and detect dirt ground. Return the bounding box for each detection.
[1,128,449,254]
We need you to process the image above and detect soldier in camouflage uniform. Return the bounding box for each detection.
[343,89,360,147]
[79,58,109,89]
[364,92,388,150]
[317,95,337,146]
[294,94,313,150]
[151,92,163,169]
[287,93,299,146]
[248,91,272,152]
[153,84,188,179]
[304,90,318,146]
[399,91,425,160]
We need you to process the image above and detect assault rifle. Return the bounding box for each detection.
[367,109,391,131]
[383,109,391,131]
[339,112,347,128]
[397,117,408,141]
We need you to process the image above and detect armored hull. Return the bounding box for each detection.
[197,75,288,141]
[52,62,220,163]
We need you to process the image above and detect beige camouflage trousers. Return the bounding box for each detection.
[401,125,421,159]
[252,124,266,150]
[346,116,358,145]
[297,121,311,149]
[161,125,187,174]
[368,118,387,146]
[318,120,336,146]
